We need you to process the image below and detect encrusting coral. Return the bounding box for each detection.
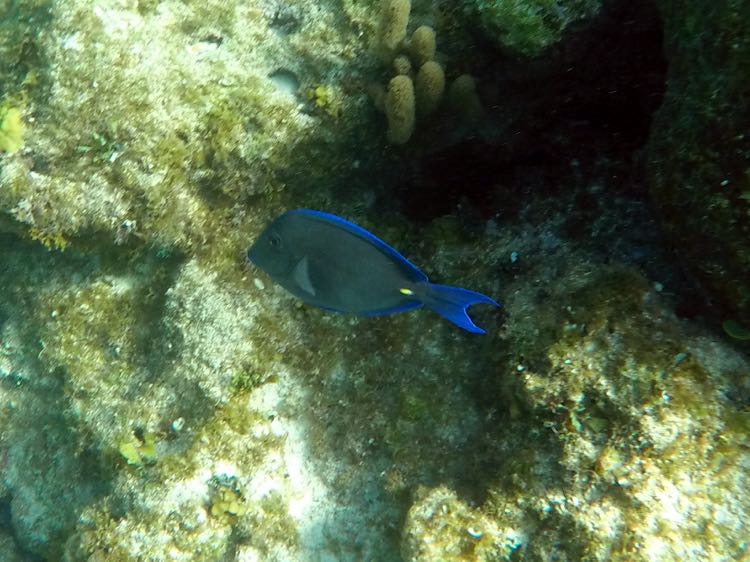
[378,0,411,58]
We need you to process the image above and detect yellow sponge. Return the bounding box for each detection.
[393,54,413,76]
[385,75,415,144]
[409,25,436,66]
[415,61,445,117]
[379,0,411,56]
[448,74,482,120]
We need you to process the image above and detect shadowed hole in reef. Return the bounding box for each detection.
[396,0,667,224]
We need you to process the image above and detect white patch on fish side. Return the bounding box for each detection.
[293,256,316,296]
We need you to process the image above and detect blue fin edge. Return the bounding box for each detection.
[288,209,427,282]
[422,283,500,334]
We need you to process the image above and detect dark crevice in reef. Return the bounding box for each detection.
[395,0,710,329]
[396,0,667,224]
[391,0,709,327]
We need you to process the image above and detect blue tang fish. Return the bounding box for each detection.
[247,209,500,333]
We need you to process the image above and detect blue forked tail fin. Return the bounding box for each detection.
[420,283,500,334]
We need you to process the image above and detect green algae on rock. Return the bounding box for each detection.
[0,0,383,253]
[462,0,602,57]
[646,0,750,326]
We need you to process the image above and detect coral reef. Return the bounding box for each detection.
[0,0,747,561]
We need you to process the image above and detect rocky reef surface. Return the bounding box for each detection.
[0,0,748,561]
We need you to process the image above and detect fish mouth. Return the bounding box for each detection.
[245,245,257,265]
[246,242,290,276]
[246,242,269,268]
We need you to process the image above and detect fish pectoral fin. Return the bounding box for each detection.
[293,256,316,296]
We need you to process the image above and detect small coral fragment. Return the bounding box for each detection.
[29,227,70,252]
[208,475,248,523]
[305,84,342,118]
[118,431,158,466]
[0,107,24,154]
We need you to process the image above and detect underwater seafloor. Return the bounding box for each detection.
[1,0,749,561]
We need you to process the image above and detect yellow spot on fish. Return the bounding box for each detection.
[399,288,414,295]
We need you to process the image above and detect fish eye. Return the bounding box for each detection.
[268,233,282,248]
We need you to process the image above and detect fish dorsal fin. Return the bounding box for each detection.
[288,209,427,282]
[293,256,316,296]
